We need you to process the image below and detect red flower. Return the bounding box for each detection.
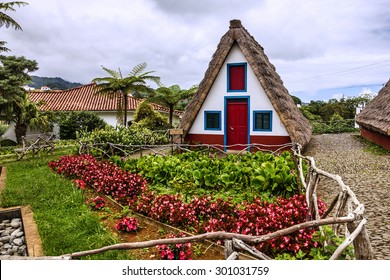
[74,179,86,189]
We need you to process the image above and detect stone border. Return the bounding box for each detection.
[0,166,43,258]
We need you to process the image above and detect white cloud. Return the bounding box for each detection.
[2,0,390,100]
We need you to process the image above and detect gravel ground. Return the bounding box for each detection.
[304,133,390,260]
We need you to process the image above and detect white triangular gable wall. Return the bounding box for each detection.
[189,44,289,136]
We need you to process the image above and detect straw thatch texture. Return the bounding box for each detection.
[356,79,390,136]
[179,19,312,147]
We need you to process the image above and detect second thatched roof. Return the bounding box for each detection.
[356,78,390,136]
[179,19,312,147]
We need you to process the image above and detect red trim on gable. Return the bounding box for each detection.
[361,127,390,150]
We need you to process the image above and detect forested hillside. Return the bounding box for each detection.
[28,76,82,90]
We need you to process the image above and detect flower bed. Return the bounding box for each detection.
[49,154,326,258]
[48,154,146,202]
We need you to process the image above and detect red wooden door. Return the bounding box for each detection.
[226,99,248,149]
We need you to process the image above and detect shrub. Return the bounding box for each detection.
[157,233,192,260]
[132,101,169,130]
[115,217,139,232]
[0,124,9,137]
[83,126,168,146]
[87,196,106,210]
[59,111,107,139]
[0,138,17,146]
[81,126,168,157]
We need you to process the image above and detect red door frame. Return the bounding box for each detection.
[225,97,249,150]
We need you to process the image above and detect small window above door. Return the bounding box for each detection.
[227,63,247,92]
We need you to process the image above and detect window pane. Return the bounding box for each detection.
[255,113,263,130]
[254,112,272,131]
[263,113,270,130]
[206,112,220,129]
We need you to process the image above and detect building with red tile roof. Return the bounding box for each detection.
[29,83,182,127]
[2,83,182,142]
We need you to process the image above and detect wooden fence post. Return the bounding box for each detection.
[224,240,234,259]
[347,220,373,260]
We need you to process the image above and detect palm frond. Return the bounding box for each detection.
[100,65,121,79]
[0,41,10,52]
[0,2,28,30]
[129,62,147,76]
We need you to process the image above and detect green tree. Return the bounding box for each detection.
[12,93,51,143]
[0,1,28,52]
[132,101,169,130]
[92,63,161,127]
[0,55,50,143]
[58,111,107,139]
[149,84,197,128]
[291,95,302,106]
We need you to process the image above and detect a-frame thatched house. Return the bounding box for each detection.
[355,79,390,150]
[179,19,311,150]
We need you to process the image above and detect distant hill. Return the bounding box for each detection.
[28,76,82,90]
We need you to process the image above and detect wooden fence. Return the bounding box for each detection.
[78,141,294,158]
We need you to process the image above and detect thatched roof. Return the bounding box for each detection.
[179,19,311,147]
[356,79,390,136]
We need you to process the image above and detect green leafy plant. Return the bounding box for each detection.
[81,126,168,157]
[116,150,300,201]
[58,111,107,139]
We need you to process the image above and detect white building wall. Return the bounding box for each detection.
[1,110,178,143]
[189,45,288,136]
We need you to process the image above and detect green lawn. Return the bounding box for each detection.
[0,151,132,259]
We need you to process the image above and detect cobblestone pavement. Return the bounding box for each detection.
[304,133,390,260]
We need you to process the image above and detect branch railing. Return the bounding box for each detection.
[78,141,294,158]
[66,142,372,260]
[293,143,372,260]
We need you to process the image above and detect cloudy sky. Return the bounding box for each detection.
[3,0,390,101]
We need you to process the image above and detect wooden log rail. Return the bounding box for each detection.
[63,216,354,259]
[15,134,55,160]
[293,144,373,260]
[78,141,294,158]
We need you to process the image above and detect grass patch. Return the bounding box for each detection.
[352,135,390,156]
[0,154,133,260]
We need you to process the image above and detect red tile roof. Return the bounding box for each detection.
[29,83,182,115]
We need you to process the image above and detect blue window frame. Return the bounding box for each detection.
[227,63,247,92]
[204,111,221,130]
[253,111,272,131]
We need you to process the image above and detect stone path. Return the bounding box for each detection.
[304,133,390,260]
